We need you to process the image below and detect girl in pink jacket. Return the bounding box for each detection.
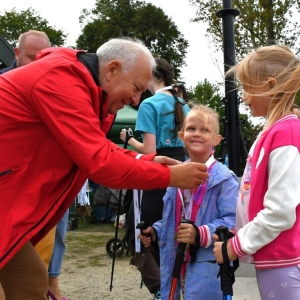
[213,45,300,299]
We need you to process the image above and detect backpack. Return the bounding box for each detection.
[93,186,111,206]
[107,188,134,215]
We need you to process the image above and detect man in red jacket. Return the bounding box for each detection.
[0,37,208,299]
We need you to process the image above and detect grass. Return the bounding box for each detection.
[64,215,129,269]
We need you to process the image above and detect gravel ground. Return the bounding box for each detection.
[59,228,152,300]
[59,221,260,300]
[60,258,151,300]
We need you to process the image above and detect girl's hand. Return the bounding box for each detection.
[212,234,238,263]
[138,226,156,248]
[120,128,128,143]
[176,223,197,244]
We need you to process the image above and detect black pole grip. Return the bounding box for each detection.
[171,219,194,278]
[215,226,233,297]
[171,242,186,278]
[125,125,134,146]
[136,221,155,251]
[215,226,228,242]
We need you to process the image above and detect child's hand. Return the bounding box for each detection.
[120,128,128,142]
[177,223,197,244]
[212,235,237,263]
[138,226,156,248]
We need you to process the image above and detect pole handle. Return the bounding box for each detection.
[136,221,155,251]
[215,226,234,297]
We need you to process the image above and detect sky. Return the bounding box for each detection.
[0,0,225,88]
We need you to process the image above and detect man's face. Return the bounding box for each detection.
[15,35,50,67]
[100,54,152,115]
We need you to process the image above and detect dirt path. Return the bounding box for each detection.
[59,228,152,300]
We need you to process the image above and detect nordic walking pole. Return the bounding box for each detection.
[215,226,237,300]
[109,126,132,291]
[168,219,193,300]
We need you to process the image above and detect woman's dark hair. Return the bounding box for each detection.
[173,82,188,101]
[153,58,185,139]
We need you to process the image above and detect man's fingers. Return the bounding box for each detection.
[169,162,209,189]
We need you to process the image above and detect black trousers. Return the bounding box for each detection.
[126,147,185,294]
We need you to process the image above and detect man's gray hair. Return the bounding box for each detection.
[96,38,156,73]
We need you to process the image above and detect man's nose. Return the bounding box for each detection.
[131,92,142,106]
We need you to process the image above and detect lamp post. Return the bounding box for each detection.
[216,0,241,176]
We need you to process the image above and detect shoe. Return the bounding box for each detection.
[89,218,102,225]
[148,291,161,300]
[47,290,69,300]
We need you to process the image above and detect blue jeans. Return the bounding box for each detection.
[95,206,112,220]
[48,209,69,277]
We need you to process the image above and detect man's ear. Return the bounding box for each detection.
[105,60,121,81]
[213,134,223,146]
[14,48,19,60]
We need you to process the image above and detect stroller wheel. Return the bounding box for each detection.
[106,238,125,257]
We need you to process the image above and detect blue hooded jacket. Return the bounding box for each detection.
[153,160,239,300]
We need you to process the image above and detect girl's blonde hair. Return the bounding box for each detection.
[179,104,220,135]
[227,45,300,130]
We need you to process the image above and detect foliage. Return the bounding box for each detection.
[77,0,188,79]
[0,7,67,47]
[295,90,300,105]
[189,0,300,59]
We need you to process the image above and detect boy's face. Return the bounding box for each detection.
[179,112,221,163]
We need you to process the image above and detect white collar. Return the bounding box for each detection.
[155,85,173,94]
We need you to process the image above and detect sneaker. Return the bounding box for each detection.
[148,291,161,300]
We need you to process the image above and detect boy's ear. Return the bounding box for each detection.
[213,134,223,146]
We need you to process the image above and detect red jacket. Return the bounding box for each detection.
[0,48,170,268]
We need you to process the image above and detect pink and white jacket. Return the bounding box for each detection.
[231,115,300,269]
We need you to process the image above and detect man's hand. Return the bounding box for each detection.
[152,155,182,165]
[168,162,208,189]
[176,223,197,244]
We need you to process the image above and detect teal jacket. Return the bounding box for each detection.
[153,161,239,300]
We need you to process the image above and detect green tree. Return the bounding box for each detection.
[0,7,67,47]
[77,0,188,78]
[189,0,300,59]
